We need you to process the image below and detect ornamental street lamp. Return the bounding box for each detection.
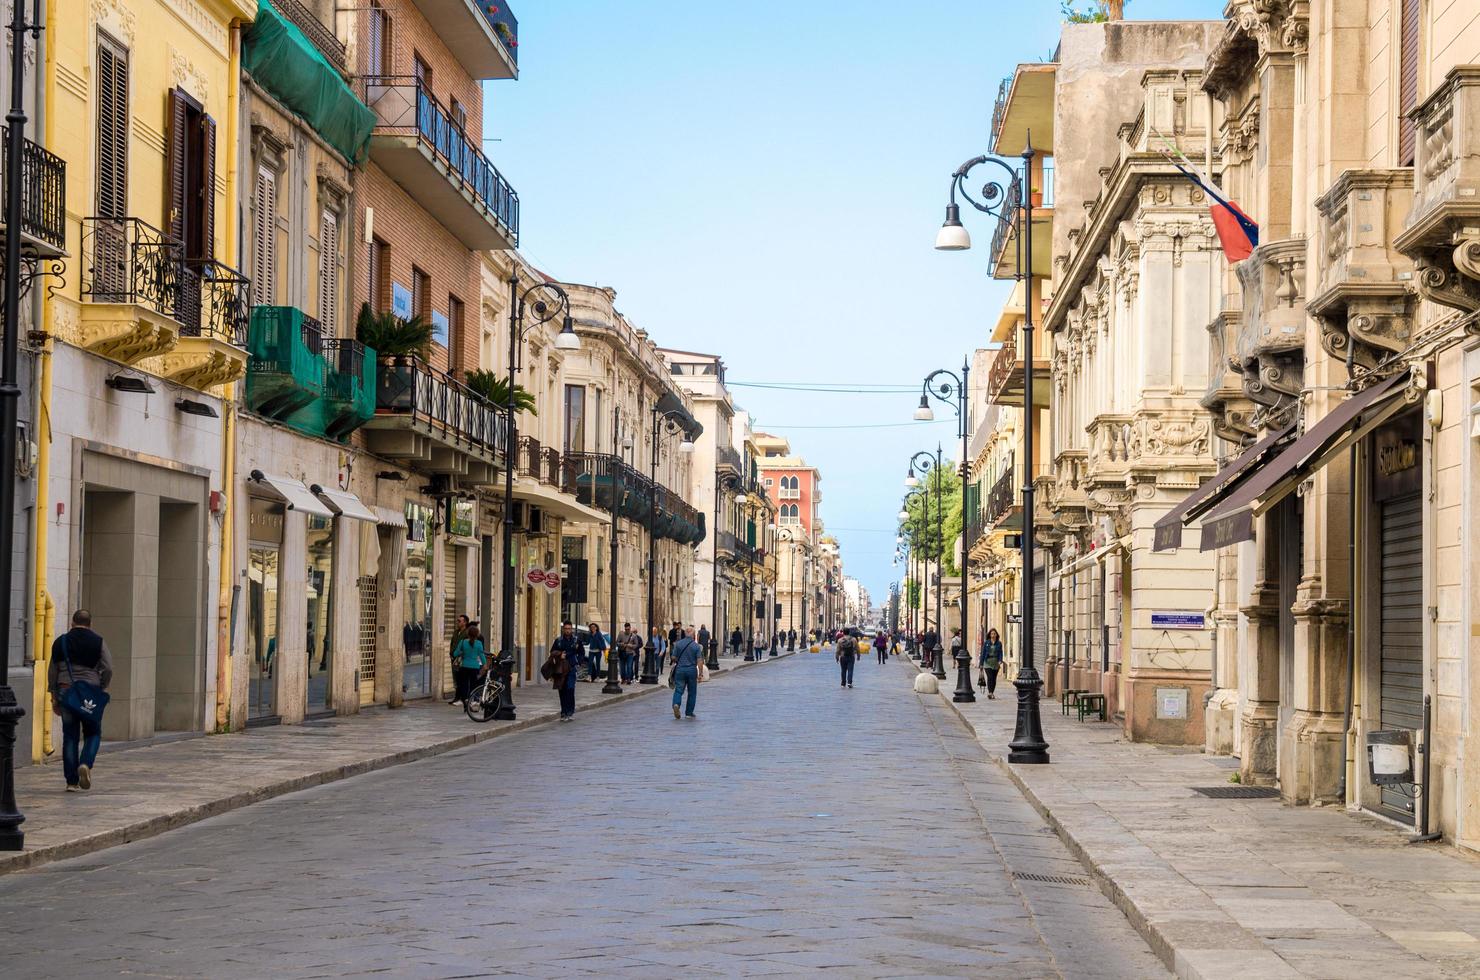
[776,526,796,649]
[602,403,635,696]
[500,277,581,720]
[642,401,693,684]
[933,141,1049,764]
[915,360,975,704]
[900,485,927,659]
[710,470,743,670]
[907,447,947,680]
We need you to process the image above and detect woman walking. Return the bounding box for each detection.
[452,625,486,707]
[586,622,608,682]
[979,628,1004,699]
[873,631,889,664]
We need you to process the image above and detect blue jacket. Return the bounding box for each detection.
[980,639,1004,669]
[453,637,486,670]
[550,633,583,689]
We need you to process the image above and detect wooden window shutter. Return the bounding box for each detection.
[95,35,130,219]
[165,87,189,244]
[319,209,339,335]
[199,115,216,260]
[1399,0,1421,166]
[252,166,277,306]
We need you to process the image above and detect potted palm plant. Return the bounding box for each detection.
[465,368,537,414]
[357,303,436,412]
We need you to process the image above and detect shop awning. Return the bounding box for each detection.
[1152,423,1297,553]
[242,0,375,164]
[515,477,612,526]
[373,505,408,529]
[311,485,377,522]
[1197,370,1416,551]
[251,472,334,518]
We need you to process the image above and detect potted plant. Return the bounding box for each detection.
[1030,186,1043,208]
[465,368,537,415]
[357,302,435,412]
[493,21,516,49]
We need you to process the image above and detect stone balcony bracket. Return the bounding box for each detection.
[76,302,180,366]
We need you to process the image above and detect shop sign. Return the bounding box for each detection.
[1150,610,1206,630]
[1372,410,1422,502]
[542,570,562,592]
[392,282,413,319]
[525,568,548,586]
[448,499,475,537]
[249,497,284,545]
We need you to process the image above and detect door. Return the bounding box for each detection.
[304,516,335,716]
[1378,492,1423,820]
[247,545,280,722]
[357,574,378,705]
[1032,569,1047,668]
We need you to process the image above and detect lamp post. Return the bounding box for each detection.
[914,360,974,703]
[0,0,43,851]
[498,277,582,720]
[642,401,694,684]
[602,402,634,695]
[933,142,1048,764]
[906,448,947,680]
[776,526,796,647]
[709,471,742,670]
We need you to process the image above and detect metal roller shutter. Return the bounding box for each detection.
[1033,569,1048,660]
[1379,492,1423,817]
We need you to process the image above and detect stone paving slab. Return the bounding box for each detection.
[0,652,788,877]
[907,658,1480,978]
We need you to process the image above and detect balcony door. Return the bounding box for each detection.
[165,87,216,331]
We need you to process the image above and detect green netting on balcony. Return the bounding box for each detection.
[242,0,375,163]
[247,306,324,421]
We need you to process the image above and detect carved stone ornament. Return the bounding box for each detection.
[91,0,138,44]
[1416,238,1480,313]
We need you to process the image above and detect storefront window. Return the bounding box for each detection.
[247,498,284,721]
[402,503,434,698]
[305,515,335,715]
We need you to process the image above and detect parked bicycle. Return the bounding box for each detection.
[464,655,516,723]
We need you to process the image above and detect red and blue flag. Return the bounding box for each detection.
[1154,139,1258,263]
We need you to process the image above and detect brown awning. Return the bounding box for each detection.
[1198,370,1415,551]
[1151,422,1297,553]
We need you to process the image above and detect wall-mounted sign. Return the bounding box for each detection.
[448,499,475,537]
[542,570,562,592]
[1372,410,1422,502]
[391,282,413,320]
[430,309,449,348]
[1151,610,1206,630]
[525,568,548,586]
[1156,687,1189,720]
[248,497,285,545]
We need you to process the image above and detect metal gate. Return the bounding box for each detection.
[443,546,461,642]
[1033,569,1047,663]
[1378,492,1423,819]
[357,575,379,705]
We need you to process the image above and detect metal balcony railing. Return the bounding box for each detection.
[989,331,1018,398]
[518,434,542,480]
[375,357,507,458]
[82,217,183,317]
[179,258,251,347]
[991,76,1011,145]
[276,0,346,70]
[321,337,375,435]
[715,444,742,473]
[0,127,65,254]
[990,178,1021,271]
[480,0,519,66]
[361,75,520,244]
[540,446,562,487]
[986,455,1017,526]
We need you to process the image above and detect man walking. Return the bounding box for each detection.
[730,626,743,657]
[619,623,642,684]
[787,628,796,652]
[697,624,711,662]
[49,609,113,791]
[670,626,704,719]
[550,621,584,721]
[836,630,858,689]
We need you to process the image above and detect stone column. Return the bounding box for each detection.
[330,516,360,716]
[1205,543,1241,755]
[1239,523,1281,785]
[277,511,307,724]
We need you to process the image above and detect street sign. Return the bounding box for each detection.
[1151,611,1206,630]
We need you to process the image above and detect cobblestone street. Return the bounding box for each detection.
[0,652,1162,978]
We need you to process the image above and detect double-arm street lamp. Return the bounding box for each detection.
[498,277,582,720]
[710,471,745,670]
[905,448,948,680]
[933,142,1048,764]
[641,403,694,684]
[601,402,636,695]
[913,360,975,704]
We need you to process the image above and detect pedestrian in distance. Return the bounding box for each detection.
[752,628,766,658]
[452,625,486,708]
[49,609,113,792]
[787,628,797,652]
[836,630,858,688]
[650,626,668,674]
[949,626,964,667]
[730,626,743,657]
[586,621,607,682]
[547,621,584,721]
[447,613,470,705]
[873,631,889,664]
[923,626,939,671]
[670,626,705,719]
[979,628,1004,699]
[697,624,711,662]
[668,620,682,650]
[619,623,642,684]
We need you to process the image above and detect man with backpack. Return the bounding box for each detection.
[836,630,859,688]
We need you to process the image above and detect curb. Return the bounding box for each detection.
[905,660,1194,980]
[1,652,791,877]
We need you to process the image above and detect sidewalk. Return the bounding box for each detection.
[908,658,1480,980]
[1,651,788,877]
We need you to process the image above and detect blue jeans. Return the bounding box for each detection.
[60,704,101,787]
[839,654,855,686]
[672,665,698,716]
[620,652,636,681]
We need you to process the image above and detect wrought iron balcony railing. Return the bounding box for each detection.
[0,126,65,254]
[715,444,742,474]
[81,217,182,317]
[989,177,1021,272]
[375,357,508,459]
[991,76,1011,145]
[179,258,251,346]
[276,0,346,70]
[361,75,520,243]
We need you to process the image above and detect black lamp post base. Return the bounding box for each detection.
[1007,667,1050,764]
[952,653,976,703]
[931,653,948,681]
[705,642,720,671]
[491,657,517,720]
[0,686,25,850]
[639,644,659,685]
[601,654,623,694]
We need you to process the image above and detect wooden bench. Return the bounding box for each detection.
[1077,692,1107,722]
[1060,689,1088,716]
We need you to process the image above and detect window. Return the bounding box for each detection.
[450,98,467,131]
[368,1,392,76]
[318,207,339,334]
[447,294,464,364]
[251,164,277,306]
[1398,0,1421,166]
[765,477,773,487]
[369,237,389,313]
[411,266,431,320]
[564,385,586,453]
[413,52,432,93]
[593,389,604,449]
[96,33,129,219]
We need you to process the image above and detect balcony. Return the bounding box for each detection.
[566,452,705,544]
[988,171,1054,281]
[409,0,518,80]
[991,63,1056,157]
[246,307,325,420]
[1202,310,1258,442]
[276,0,346,71]
[156,258,251,391]
[365,356,506,483]
[986,465,1018,530]
[986,328,1052,410]
[79,217,183,364]
[0,127,65,258]
[302,338,375,441]
[362,76,519,249]
[1085,415,1133,489]
[715,444,741,476]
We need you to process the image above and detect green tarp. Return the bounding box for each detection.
[242,0,375,164]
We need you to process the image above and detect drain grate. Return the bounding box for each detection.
[1013,871,1091,886]
[1192,785,1280,799]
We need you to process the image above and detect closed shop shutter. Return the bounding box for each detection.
[442,545,460,644]
[1033,569,1047,658]
[357,575,378,704]
[1379,491,1423,818]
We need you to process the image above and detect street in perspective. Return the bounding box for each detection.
[2,0,1480,978]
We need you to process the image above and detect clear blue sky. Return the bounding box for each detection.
[484,0,1225,601]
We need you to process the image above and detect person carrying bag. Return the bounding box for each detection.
[669,626,704,719]
[48,609,113,792]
